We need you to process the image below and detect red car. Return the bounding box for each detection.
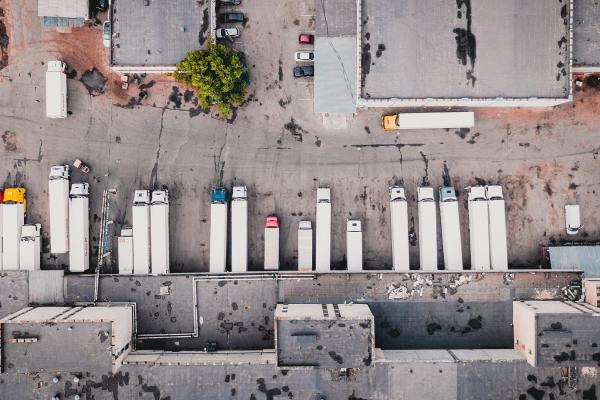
[265,215,279,228]
[298,34,314,44]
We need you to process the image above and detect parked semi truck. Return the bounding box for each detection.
[389,186,409,271]
[417,187,437,271]
[439,186,463,270]
[68,183,90,273]
[315,188,331,271]
[383,112,474,131]
[467,186,490,271]
[297,220,313,272]
[486,185,508,269]
[2,202,24,269]
[118,227,134,274]
[209,187,228,273]
[264,215,280,270]
[132,190,151,274]
[19,223,41,271]
[230,186,248,272]
[46,61,68,119]
[49,165,70,254]
[150,190,169,275]
[1,188,26,269]
[346,219,363,271]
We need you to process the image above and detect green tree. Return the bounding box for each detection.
[175,41,248,117]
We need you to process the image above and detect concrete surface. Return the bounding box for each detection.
[573,0,600,67]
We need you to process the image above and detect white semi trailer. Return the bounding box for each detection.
[264,215,280,270]
[439,186,463,270]
[209,187,228,273]
[19,223,41,271]
[49,165,70,254]
[486,185,508,269]
[346,220,363,271]
[118,227,134,274]
[297,220,313,272]
[68,183,90,273]
[315,188,331,271]
[132,190,151,274]
[2,203,24,269]
[417,187,437,271]
[389,186,409,271]
[467,186,490,271]
[46,61,68,119]
[230,186,248,272]
[150,190,169,275]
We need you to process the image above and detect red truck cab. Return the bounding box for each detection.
[265,215,279,228]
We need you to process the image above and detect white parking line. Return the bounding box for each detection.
[299,14,314,17]
[297,98,312,101]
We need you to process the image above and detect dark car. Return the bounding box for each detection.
[293,65,314,78]
[219,12,245,23]
[220,0,241,5]
[298,34,314,44]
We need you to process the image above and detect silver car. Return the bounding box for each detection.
[294,51,315,62]
[102,21,111,48]
[215,27,241,39]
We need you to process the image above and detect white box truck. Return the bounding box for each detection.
[19,223,41,271]
[2,203,24,270]
[132,190,151,274]
[46,61,68,119]
[383,112,474,130]
[346,220,363,271]
[389,186,409,271]
[68,183,90,273]
[118,227,134,274]
[297,220,313,272]
[315,188,331,271]
[209,187,228,273]
[439,187,463,270]
[49,165,70,254]
[230,186,248,272]
[150,190,169,275]
[418,187,438,271]
[264,215,280,270]
[467,186,490,271]
[486,185,508,269]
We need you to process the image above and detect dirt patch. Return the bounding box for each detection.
[80,68,107,95]
[2,130,17,151]
[283,118,308,142]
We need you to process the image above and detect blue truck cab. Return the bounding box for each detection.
[211,187,228,203]
[439,186,457,202]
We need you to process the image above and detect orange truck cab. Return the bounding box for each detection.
[4,187,27,212]
[383,114,398,130]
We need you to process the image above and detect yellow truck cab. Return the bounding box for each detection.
[4,187,27,212]
[383,114,398,130]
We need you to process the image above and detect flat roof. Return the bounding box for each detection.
[38,0,88,19]
[360,0,571,100]
[275,303,373,320]
[517,301,583,314]
[573,0,600,67]
[111,0,209,66]
[549,245,600,277]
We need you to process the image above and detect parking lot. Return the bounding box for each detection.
[1,0,600,272]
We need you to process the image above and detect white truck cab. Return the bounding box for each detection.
[565,205,582,235]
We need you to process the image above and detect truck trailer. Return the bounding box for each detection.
[389,186,409,271]
[150,190,169,275]
[49,165,70,254]
[46,61,68,119]
[383,112,474,131]
[467,186,490,270]
[486,185,508,269]
[297,220,313,272]
[118,227,134,274]
[346,220,363,271]
[2,203,24,269]
[19,223,41,271]
[439,186,463,270]
[417,187,437,271]
[68,183,90,273]
[209,187,228,273]
[264,215,280,270]
[132,190,151,274]
[315,188,331,271]
[230,186,248,272]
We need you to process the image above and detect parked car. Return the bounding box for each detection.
[95,0,108,11]
[298,34,314,44]
[219,12,244,23]
[295,51,315,62]
[219,0,241,5]
[73,158,91,173]
[102,20,111,48]
[215,27,241,39]
[565,205,582,235]
[293,65,314,77]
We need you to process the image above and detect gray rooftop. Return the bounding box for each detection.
[360,0,571,100]
[573,0,600,67]
[111,0,209,66]
[548,245,600,277]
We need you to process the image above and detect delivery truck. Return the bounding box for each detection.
[346,219,363,271]
[2,203,24,269]
[264,215,280,270]
[389,186,409,271]
[19,223,41,271]
[467,186,490,271]
[46,60,68,119]
[297,220,313,272]
[417,187,437,271]
[486,185,508,269]
[150,190,169,275]
[383,112,474,131]
[315,188,331,271]
[68,183,90,273]
[132,190,151,274]
[118,227,134,274]
[209,187,228,273]
[230,186,248,272]
[49,165,70,254]
[439,186,463,270]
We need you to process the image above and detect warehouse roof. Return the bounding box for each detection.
[573,0,600,68]
[38,0,89,19]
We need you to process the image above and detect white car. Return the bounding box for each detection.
[294,51,315,62]
[215,27,240,39]
[565,204,583,235]
[102,21,111,48]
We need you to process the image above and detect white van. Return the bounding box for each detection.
[565,205,582,235]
